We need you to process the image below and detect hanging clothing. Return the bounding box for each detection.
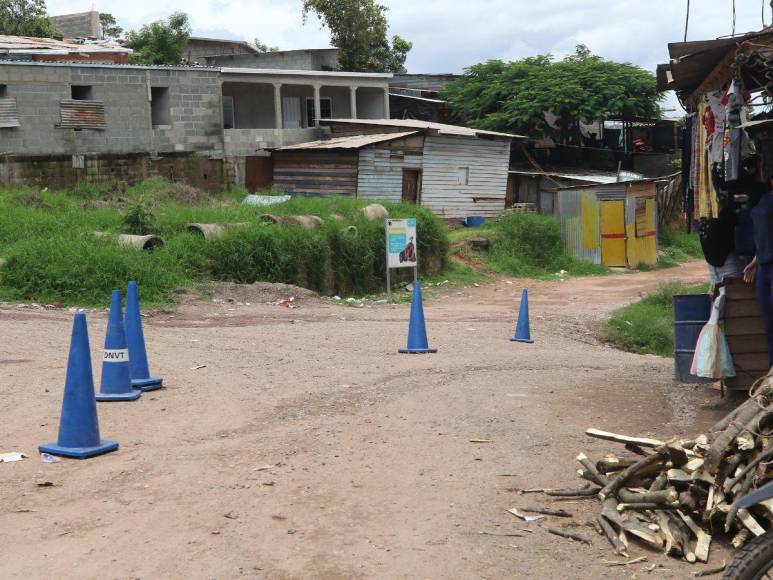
[695,102,719,219]
[682,115,695,221]
[706,90,727,166]
[691,287,735,379]
[724,80,745,182]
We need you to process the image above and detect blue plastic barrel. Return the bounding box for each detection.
[673,294,713,383]
[463,216,485,228]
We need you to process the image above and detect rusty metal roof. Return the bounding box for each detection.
[279,131,420,151]
[323,118,523,139]
[0,34,131,54]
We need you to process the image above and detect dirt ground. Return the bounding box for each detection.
[0,261,743,579]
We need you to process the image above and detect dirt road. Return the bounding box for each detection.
[1,261,737,579]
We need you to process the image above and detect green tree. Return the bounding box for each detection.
[302,0,412,73]
[99,13,123,40]
[0,0,60,37]
[253,38,279,53]
[125,12,191,65]
[442,45,663,144]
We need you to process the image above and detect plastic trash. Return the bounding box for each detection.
[242,194,291,207]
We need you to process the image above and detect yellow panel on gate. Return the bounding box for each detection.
[601,200,626,267]
[581,191,599,250]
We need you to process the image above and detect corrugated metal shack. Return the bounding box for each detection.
[272,119,522,218]
[553,179,659,269]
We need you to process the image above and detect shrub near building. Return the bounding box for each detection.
[0,182,448,306]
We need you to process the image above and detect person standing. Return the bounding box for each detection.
[744,185,773,365]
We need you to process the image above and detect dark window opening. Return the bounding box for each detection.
[0,85,7,98]
[71,85,94,100]
[150,87,171,127]
[306,97,332,127]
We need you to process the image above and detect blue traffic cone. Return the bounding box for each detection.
[39,312,119,459]
[511,288,534,343]
[398,281,437,354]
[125,281,163,391]
[96,290,142,401]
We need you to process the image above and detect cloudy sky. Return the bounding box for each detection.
[48,0,769,109]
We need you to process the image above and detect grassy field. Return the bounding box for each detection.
[605,281,710,357]
[0,180,448,307]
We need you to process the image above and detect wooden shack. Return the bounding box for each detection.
[271,119,522,218]
[553,179,658,269]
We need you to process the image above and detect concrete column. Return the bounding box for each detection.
[383,87,390,119]
[313,84,322,127]
[349,86,358,119]
[273,83,282,129]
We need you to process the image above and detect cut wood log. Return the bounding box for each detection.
[545,487,601,497]
[725,444,773,493]
[524,506,572,518]
[617,488,678,505]
[547,527,591,545]
[732,529,752,548]
[596,515,628,558]
[668,514,696,563]
[655,511,677,556]
[586,429,664,448]
[678,511,711,563]
[599,448,667,501]
[576,453,608,486]
[705,406,767,475]
[738,509,767,537]
[667,469,691,484]
[597,455,638,474]
[617,502,679,511]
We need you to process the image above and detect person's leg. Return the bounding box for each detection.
[758,262,773,366]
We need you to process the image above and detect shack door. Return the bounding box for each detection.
[600,200,627,267]
[245,156,273,192]
[402,169,421,203]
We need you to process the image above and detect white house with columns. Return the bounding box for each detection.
[220,67,392,156]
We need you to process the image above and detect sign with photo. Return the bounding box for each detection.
[385,219,417,269]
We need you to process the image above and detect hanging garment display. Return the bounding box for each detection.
[723,80,746,182]
[695,102,719,219]
[691,287,736,379]
[706,90,727,165]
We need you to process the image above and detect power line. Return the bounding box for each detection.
[732,0,736,35]
[684,0,690,42]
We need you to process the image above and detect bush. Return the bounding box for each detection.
[1,236,186,306]
[605,282,709,357]
[485,212,607,278]
[0,183,449,305]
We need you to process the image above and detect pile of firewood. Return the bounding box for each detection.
[571,378,773,563]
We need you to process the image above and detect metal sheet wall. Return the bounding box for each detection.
[357,146,422,202]
[0,97,19,128]
[58,99,106,130]
[555,189,602,265]
[420,135,510,218]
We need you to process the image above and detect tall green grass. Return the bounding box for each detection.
[0,180,447,306]
[605,282,710,357]
[483,212,608,278]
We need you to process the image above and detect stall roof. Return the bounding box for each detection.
[656,29,773,100]
[278,131,420,151]
[323,118,523,139]
[508,168,644,185]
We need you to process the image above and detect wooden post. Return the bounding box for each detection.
[385,219,392,302]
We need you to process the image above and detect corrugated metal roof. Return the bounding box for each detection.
[221,67,392,79]
[58,99,106,129]
[507,169,634,184]
[279,131,420,150]
[389,92,447,104]
[323,118,523,139]
[0,59,217,71]
[0,97,19,128]
[0,34,131,54]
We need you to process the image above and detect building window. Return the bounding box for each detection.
[222,95,235,129]
[305,97,332,127]
[150,87,171,127]
[457,167,469,186]
[71,85,94,100]
[0,85,7,98]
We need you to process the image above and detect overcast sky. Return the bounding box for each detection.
[48,0,770,111]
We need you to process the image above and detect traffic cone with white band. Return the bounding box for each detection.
[96,290,142,402]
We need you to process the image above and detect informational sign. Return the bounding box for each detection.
[385,219,417,269]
